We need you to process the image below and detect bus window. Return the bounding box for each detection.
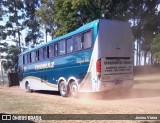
[59,40,66,55]
[83,31,92,49]
[23,56,25,64]
[49,44,54,58]
[39,48,43,61]
[31,51,36,62]
[24,54,27,64]
[74,34,82,51]
[36,50,39,61]
[47,46,49,58]
[27,53,31,63]
[67,38,73,53]
[54,43,58,56]
[43,47,47,59]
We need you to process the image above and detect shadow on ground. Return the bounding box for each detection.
[33,90,60,96]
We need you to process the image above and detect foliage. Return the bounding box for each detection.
[36,0,130,37]
[36,0,55,40]
[23,0,43,46]
[0,2,7,40]
[0,42,8,53]
[151,34,160,61]
[141,0,160,64]
[128,0,160,65]
[2,0,24,51]
[2,45,20,71]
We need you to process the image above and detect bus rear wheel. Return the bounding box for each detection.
[59,81,68,97]
[70,81,78,98]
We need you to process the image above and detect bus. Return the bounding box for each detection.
[18,19,134,97]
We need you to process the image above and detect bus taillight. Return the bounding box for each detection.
[96,59,101,73]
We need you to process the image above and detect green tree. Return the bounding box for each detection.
[36,0,55,41]
[37,0,130,37]
[56,0,130,36]
[2,0,24,52]
[23,0,43,47]
[0,1,7,41]
[151,34,160,63]
[2,45,20,71]
[129,0,160,65]
[141,0,160,65]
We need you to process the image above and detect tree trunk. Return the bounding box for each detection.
[138,40,141,65]
[18,28,21,52]
[144,51,147,65]
[136,40,139,66]
[14,1,21,52]
[51,33,54,40]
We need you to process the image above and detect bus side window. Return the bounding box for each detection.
[49,44,54,58]
[24,54,27,64]
[67,37,74,53]
[59,40,66,55]
[27,53,31,63]
[83,31,92,49]
[36,50,39,61]
[23,55,25,64]
[74,34,82,51]
[47,46,49,58]
[39,48,44,61]
[54,43,58,56]
[43,47,47,59]
[29,53,31,63]
[31,51,36,62]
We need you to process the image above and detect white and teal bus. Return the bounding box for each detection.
[18,19,134,97]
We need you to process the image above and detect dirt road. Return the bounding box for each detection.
[0,74,160,122]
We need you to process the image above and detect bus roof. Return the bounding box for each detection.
[20,19,99,56]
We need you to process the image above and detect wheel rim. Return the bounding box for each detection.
[60,83,67,96]
[71,83,78,96]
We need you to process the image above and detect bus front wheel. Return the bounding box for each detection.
[59,81,68,97]
[70,81,78,98]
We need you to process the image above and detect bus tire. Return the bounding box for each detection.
[70,81,78,98]
[59,81,68,97]
[26,82,33,93]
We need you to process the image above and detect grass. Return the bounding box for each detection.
[0,91,45,114]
